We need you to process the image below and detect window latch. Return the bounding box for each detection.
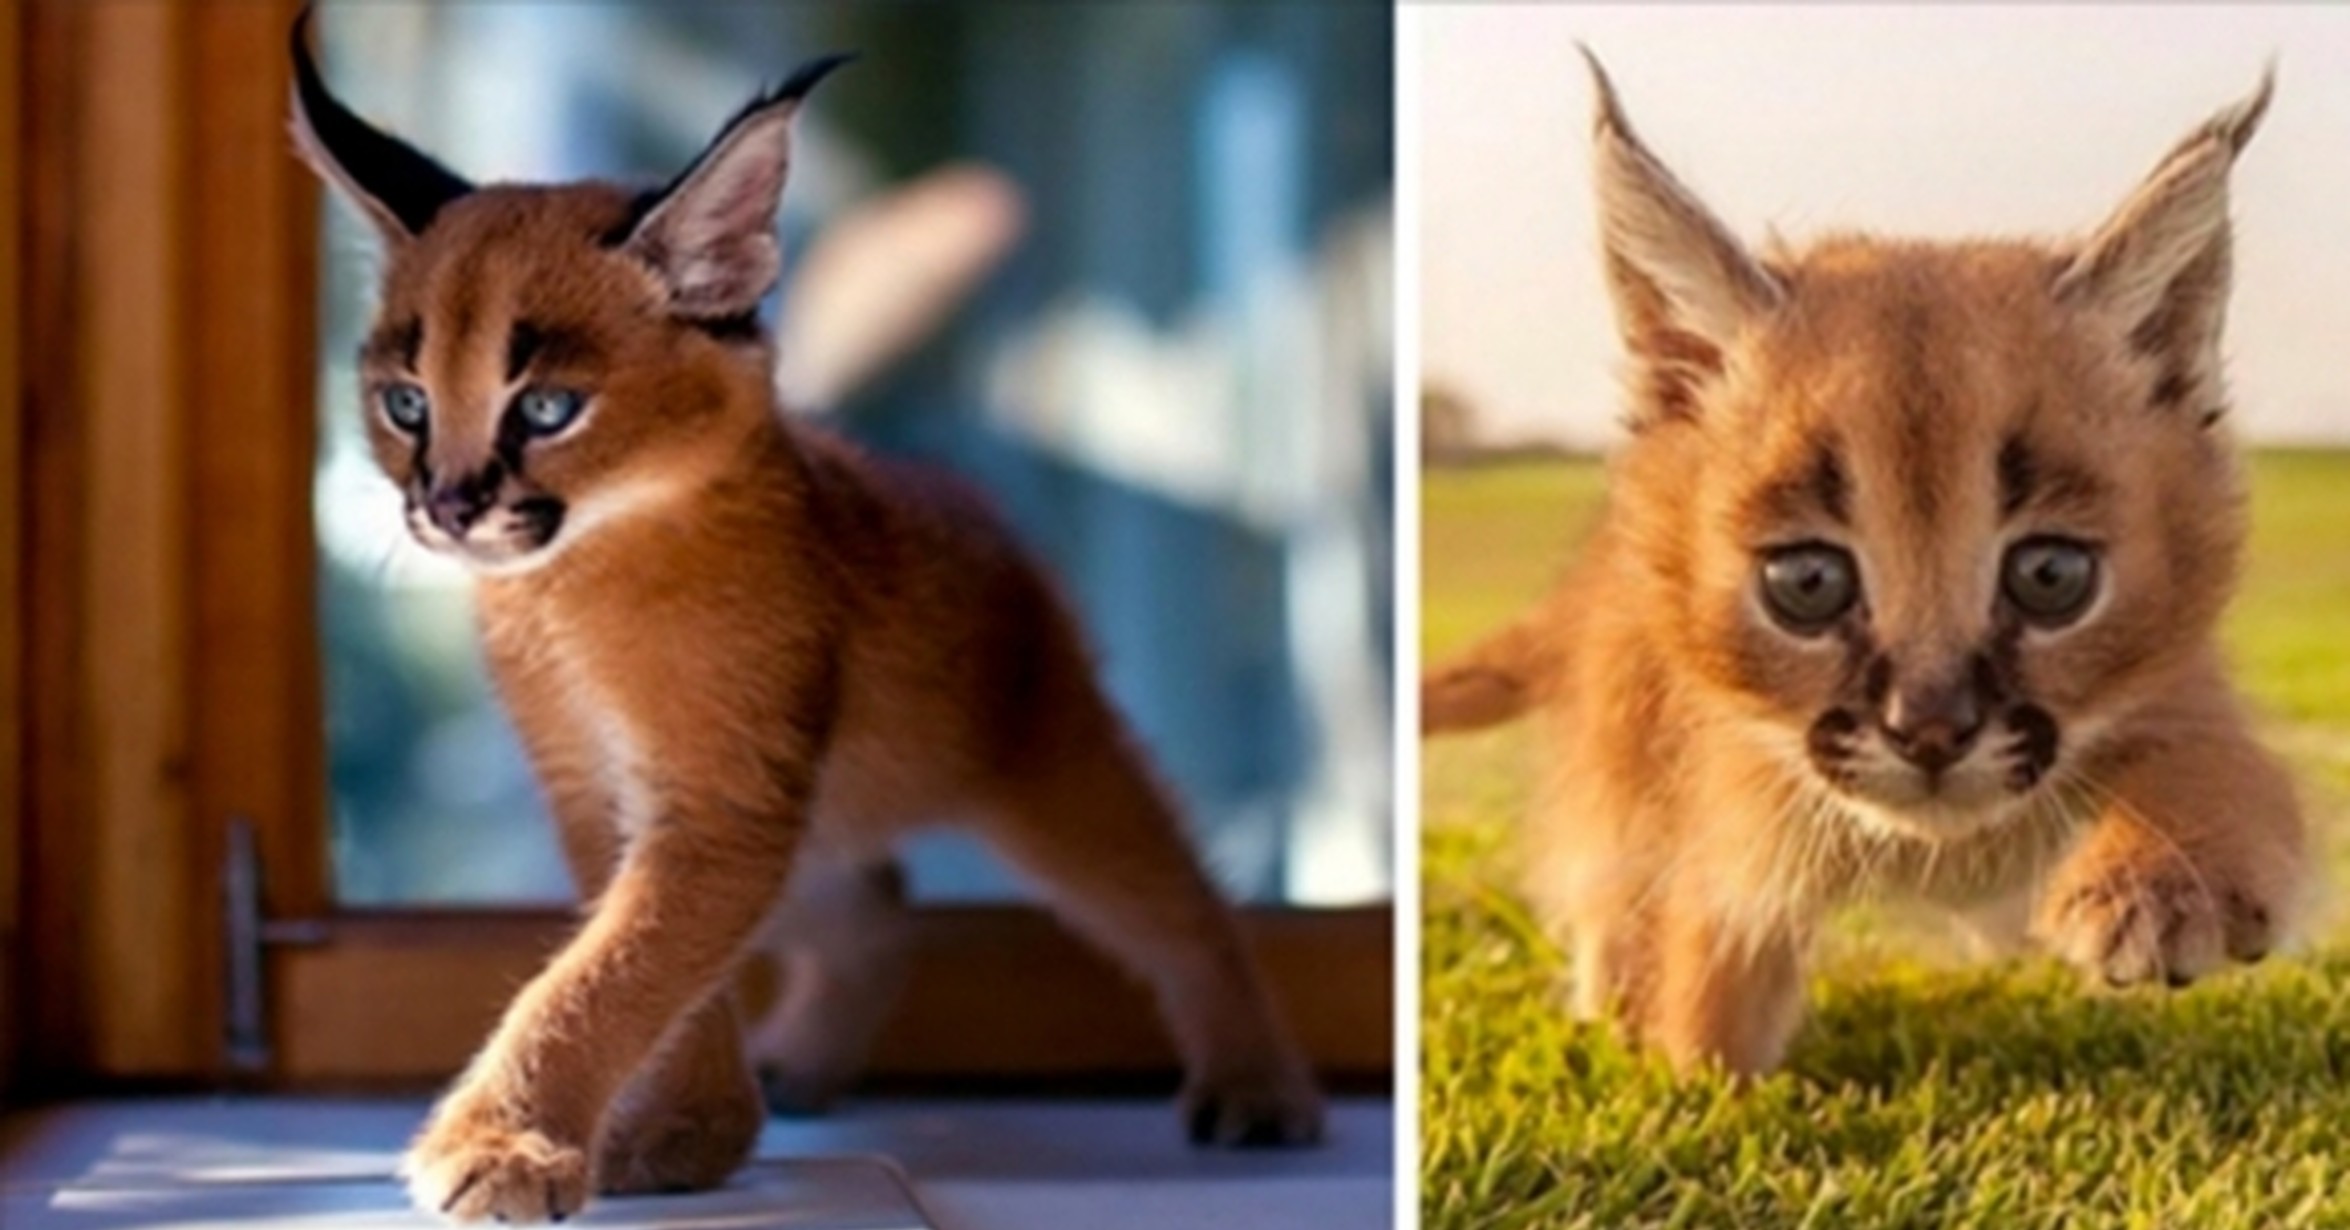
[221,816,328,1075]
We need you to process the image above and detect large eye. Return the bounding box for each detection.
[2003,537,2099,625]
[513,387,586,437]
[1759,543,1859,633]
[379,382,430,434]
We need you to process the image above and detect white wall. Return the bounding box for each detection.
[1421,4,2350,448]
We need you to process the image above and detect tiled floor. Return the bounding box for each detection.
[0,1096,1393,1229]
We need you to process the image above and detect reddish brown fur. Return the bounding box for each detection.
[1426,59,2308,1076]
[297,62,1319,1225]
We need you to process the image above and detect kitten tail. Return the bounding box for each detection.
[1421,610,1558,736]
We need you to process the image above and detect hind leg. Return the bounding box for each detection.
[596,994,765,1195]
[974,732,1323,1147]
[743,851,915,1115]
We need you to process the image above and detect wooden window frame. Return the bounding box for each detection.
[5,0,1390,1096]
[0,0,22,1099]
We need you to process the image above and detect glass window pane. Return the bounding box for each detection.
[313,0,1394,907]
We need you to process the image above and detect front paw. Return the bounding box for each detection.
[1180,1060,1325,1148]
[2036,850,2276,988]
[404,1090,591,1224]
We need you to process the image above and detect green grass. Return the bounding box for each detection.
[1420,452,2350,1230]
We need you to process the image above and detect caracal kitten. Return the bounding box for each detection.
[290,22,1321,1224]
[1425,53,2310,1076]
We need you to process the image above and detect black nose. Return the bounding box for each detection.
[1879,678,1986,775]
[423,473,499,536]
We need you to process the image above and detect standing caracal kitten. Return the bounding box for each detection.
[1424,53,2310,1077]
[290,23,1321,1224]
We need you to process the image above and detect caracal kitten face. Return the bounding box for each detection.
[1424,52,2310,1076]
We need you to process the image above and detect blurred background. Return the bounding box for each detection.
[1421,3,2350,454]
[313,0,1395,908]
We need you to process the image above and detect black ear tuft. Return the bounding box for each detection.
[732,52,858,130]
[288,5,473,239]
[606,53,858,248]
[608,53,854,322]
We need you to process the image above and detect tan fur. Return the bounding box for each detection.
[1426,55,2309,1077]
[293,43,1319,1226]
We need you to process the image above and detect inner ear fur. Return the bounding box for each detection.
[2054,67,2274,420]
[618,54,853,324]
[1582,47,1783,429]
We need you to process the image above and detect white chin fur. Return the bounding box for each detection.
[1840,794,2025,844]
[406,514,559,578]
[452,545,558,578]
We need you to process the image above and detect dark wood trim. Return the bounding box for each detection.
[270,906,1392,1087]
[19,0,95,1088]
[0,0,23,1096]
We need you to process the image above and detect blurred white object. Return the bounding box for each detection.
[774,164,1030,415]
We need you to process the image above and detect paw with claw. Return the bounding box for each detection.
[403,1085,591,1224]
[2035,846,2277,989]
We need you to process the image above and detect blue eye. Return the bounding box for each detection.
[379,383,430,433]
[514,387,585,436]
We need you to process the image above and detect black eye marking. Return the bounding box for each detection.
[1997,435,2036,517]
[1759,543,1860,634]
[1998,443,2109,522]
[2149,369,2190,412]
[505,321,543,382]
[2002,536,2100,626]
[1809,443,1848,524]
[1746,436,1851,528]
[394,318,423,369]
[506,319,605,378]
[379,382,430,434]
[361,317,424,371]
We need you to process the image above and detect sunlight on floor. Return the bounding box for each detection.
[0,1097,1392,1230]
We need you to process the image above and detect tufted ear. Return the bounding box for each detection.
[617,55,853,325]
[286,7,473,244]
[1582,47,1783,426]
[2054,68,2273,421]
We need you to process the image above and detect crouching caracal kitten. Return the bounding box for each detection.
[290,22,1321,1224]
[1424,53,2310,1076]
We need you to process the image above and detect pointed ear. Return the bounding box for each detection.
[619,55,853,324]
[1582,47,1782,425]
[2054,67,2273,418]
[286,8,472,244]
